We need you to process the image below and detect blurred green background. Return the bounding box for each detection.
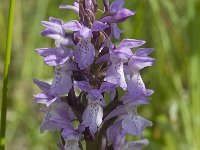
[0,0,200,149]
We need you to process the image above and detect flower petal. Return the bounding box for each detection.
[125,139,149,150]
[106,59,127,90]
[82,102,103,133]
[113,8,135,22]
[117,39,145,50]
[40,100,70,132]
[134,48,154,57]
[111,23,123,40]
[104,105,127,121]
[50,63,73,95]
[122,115,152,136]
[59,2,79,14]
[33,79,50,92]
[110,0,124,13]
[74,39,95,70]
[33,92,57,106]
[99,82,117,92]
[35,48,57,57]
[63,20,82,31]
[91,21,109,31]
[76,81,91,92]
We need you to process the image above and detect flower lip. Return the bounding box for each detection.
[87,89,103,101]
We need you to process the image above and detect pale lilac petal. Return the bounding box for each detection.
[107,119,126,147]
[122,95,150,105]
[117,39,145,50]
[61,128,80,141]
[64,140,81,150]
[106,59,127,90]
[74,39,95,70]
[33,79,50,92]
[122,115,152,136]
[87,89,103,101]
[104,105,127,121]
[111,23,123,40]
[76,81,91,92]
[56,35,75,46]
[50,63,73,95]
[35,48,57,57]
[91,21,109,31]
[63,20,82,31]
[100,16,113,23]
[82,102,103,133]
[113,8,135,22]
[99,82,117,92]
[129,55,155,70]
[59,3,79,14]
[79,27,92,38]
[125,139,149,150]
[49,17,63,25]
[95,53,110,64]
[42,21,64,35]
[110,0,124,13]
[40,100,70,132]
[41,29,61,40]
[33,92,57,106]
[146,89,154,96]
[134,48,154,57]
[127,73,147,98]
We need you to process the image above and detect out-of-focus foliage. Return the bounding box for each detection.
[0,0,199,149]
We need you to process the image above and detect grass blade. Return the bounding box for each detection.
[0,0,15,149]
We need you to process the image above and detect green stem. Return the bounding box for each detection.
[0,0,15,150]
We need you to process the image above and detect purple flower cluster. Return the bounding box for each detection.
[33,0,155,149]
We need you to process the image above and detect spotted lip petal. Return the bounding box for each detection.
[40,100,74,132]
[122,114,152,136]
[50,63,73,95]
[82,100,103,133]
[106,58,127,90]
[107,119,126,148]
[74,39,95,70]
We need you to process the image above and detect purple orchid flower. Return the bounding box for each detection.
[33,61,77,106]
[60,124,82,150]
[107,119,149,150]
[106,101,152,149]
[40,99,75,133]
[77,81,116,133]
[106,39,145,90]
[50,61,77,95]
[33,79,58,106]
[101,0,135,39]
[34,0,155,149]
[41,17,74,46]
[40,99,81,150]
[36,46,73,66]
[63,20,108,69]
[101,0,135,23]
